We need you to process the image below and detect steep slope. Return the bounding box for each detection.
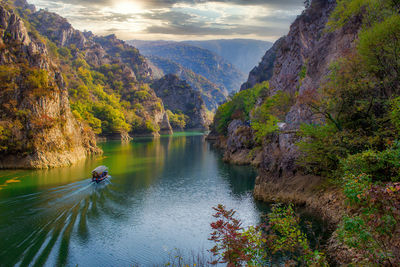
[240,38,283,91]
[183,39,272,74]
[0,2,100,168]
[209,0,364,263]
[151,75,208,130]
[221,0,360,173]
[146,55,227,111]
[128,40,246,93]
[25,6,172,137]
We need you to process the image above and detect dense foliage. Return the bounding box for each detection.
[166,110,187,129]
[21,7,168,137]
[213,81,292,144]
[209,204,328,266]
[296,0,400,264]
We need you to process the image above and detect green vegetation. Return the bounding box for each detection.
[167,110,187,129]
[209,204,328,266]
[251,90,293,144]
[295,0,400,264]
[213,82,268,134]
[213,81,293,144]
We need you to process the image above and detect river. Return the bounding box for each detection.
[0,133,271,266]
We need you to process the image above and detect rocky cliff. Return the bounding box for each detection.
[0,2,100,168]
[128,40,246,93]
[146,55,227,111]
[224,0,360,176]
[152,74,208,130]
[209,0,362,263]
[24,4,172,137]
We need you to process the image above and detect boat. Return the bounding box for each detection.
[92,165,110,183]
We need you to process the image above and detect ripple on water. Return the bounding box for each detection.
[0,135,263,266]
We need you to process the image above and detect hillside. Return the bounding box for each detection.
[0,0,216,169]
[209,0,400,264]
[183,39,272,74]
[128,40,246,93]
[151,74,208,130]
[146,56,227,111]
[25,8,173,138]
[0,1,101,168]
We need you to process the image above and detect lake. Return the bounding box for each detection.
[0,133,269,266]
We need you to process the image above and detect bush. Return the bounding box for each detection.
[213,81,269,134]
[167,110,187,129]
[135,90,151,100]
[145,120,159,133]
[209,204,328,266]
[339,145,400,182]
[251,90,293,143]
[297,124,347,176]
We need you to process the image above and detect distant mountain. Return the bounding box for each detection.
[128,40,246,93]
[146,56,228,111]
[183,39,272,74]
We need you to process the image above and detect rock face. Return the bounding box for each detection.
[232,0,360,177]
[152,74,208,130]
[146,55,228,111]
[26,6,172,137]
[0,3,100,169]
[222,120,263,166]
[240,38,283,91]
[128,40,246,93]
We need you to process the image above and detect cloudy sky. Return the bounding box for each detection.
[29,0,304,41]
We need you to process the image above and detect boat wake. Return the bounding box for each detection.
[0,176,117,266]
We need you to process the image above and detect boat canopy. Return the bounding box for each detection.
[92,166,108,175]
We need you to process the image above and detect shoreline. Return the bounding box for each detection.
[208,136,356,265]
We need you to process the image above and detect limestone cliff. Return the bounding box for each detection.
[152,74,208,130]
[209,0,362,263]
[222,0,360,176]
[25,6,172,137]
[146,55,228,111]
[0,3,100,168]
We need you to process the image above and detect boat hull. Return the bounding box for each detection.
[92,175,110,183]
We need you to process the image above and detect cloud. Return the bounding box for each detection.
[29,0,304,41]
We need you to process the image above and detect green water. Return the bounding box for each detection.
[0,133,268,266]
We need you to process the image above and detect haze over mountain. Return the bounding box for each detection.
[146,55,228,111]
[128,40,246,93]
[183,39,272,73]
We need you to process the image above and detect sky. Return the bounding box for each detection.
[29,0,305,41]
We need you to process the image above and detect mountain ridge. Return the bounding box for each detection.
[128,40,246,93]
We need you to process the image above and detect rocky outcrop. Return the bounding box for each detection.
[208,0,362,263]
[240,38,283,91]
[233,0,360,177]
[222,120,262,166]
[0,4,100,169]
[26,5,172,138]
[152,74,208,130]
[146,55,228,111]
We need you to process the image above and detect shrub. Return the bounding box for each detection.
[135,90,151,100]
[297,124,347,176]
[213,81,269,135]
[209,204,328,266]
[145,120,159,133]
[340,145,400,182]
[167,110,187,129]
[251,90,293,144]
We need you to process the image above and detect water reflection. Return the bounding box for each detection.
[0,134,262,266]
